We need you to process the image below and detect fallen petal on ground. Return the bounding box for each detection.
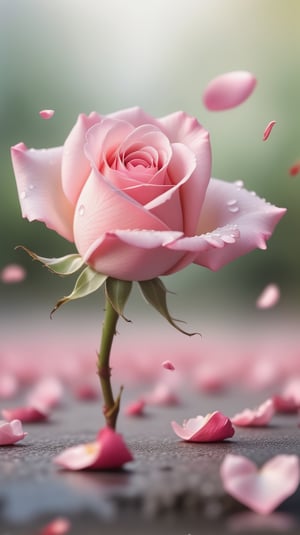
[171,411,235,442]
[220,454,300,515]
[0,419,27,445]
[39,517,71,535]
[2,405,49,423]
[231,398,274,427]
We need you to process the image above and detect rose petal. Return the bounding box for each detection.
[0,419,27,445]
[0,264,26,283]
[272,395,299,414]
[177,178,285,271]
[0,373,19,398]
[145,383,180,406]
[256,283,280,309]
[231,399,274,427]
[289,161,300,176]
[124,399,145,416]
[220,454,300,515]
[39,517,71,535]
[27,377,64,409]
[2,405,48,423]
[11,143,74,241]
[162,360,175,371]
[203,71,257,111]
[262,120,276,141]
[171,411,235,442]
[54,427,133,470]
[39,109,55,120]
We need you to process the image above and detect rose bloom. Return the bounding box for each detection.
[11,108,285,281]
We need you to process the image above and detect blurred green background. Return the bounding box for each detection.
[1,0,300,320]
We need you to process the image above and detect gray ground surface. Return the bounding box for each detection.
[0,389,300,535]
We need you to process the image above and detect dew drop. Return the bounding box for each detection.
[29,184,35,190]
[226,199,237,206]
[234,180,244,188]
[20,191,26,200]
[78,205,85,216]
[228,206,240,213]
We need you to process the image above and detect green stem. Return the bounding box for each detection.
[97,296,121,430]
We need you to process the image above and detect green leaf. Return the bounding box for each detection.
[51,267,107,316]
[16,246,84,276]
[138,278,198,336]
[105,278,132,321]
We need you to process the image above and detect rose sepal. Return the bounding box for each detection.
[16,246,85,276]
[138,278,198,336]
[105,278,133,322]
[51,267,107,317]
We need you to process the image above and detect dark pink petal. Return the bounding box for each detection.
[1,264,26,283]
[2,405,48,423]
[54,427,133,470]
[39,109,55,120]
[272,395,299,414]
[0,419,27,445]
[39,517,71,535]
[73,382,100,401]
[203,71,257,111]
[171,411,234,442]
[220,454,300,515]
[162,360,175,371]
[262,120,276,141]
[231,398,274,427]
[124,399,145,416]
[289,161,300,176]
[256,284,280,309]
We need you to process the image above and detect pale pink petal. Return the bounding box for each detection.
[0,419,27,445]
[203,71,257,111]
[288,161,300,176]
[256,283,280,309]
[280,377,300,406]
[2,405,49,422]
[220,454,300,515]
[157,111,212,235]
[0,373,19,398]
[178,178,285,271]
[145,383,180,406]
[231,399,274,427]
[162,360,175,371]
[27,377,64,409]
[124,399,145,416]
[39,109,55,120]
[39,517,71,535]
[1,264,26,283]
[11,143,74,241]
[171,411,235,442]
[61,112,101,205]
[54,427,133,470]
[107,106,159,128]
[263,120,276,141]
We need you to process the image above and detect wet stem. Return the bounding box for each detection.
[97,296,123,430]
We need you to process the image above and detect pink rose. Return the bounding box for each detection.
[11,107,285,281]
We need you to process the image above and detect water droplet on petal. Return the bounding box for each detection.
[226,199,237,206]
[78,205,85,216]
[234,180,244,189]
[29,184,35,190]
[228,206,240,213]
[20,191,26,200]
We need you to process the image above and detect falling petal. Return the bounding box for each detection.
[231,398,274,427]
[220,454,300,515]
[202,71,257,111]
[162,360,175,371]
[262,120,276,141]
[1,264,26,283]
[171,411,234,442]
[39,109,55,119]
[256,284,280,309]
[0,419,27,445]
[289,161,300,176]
